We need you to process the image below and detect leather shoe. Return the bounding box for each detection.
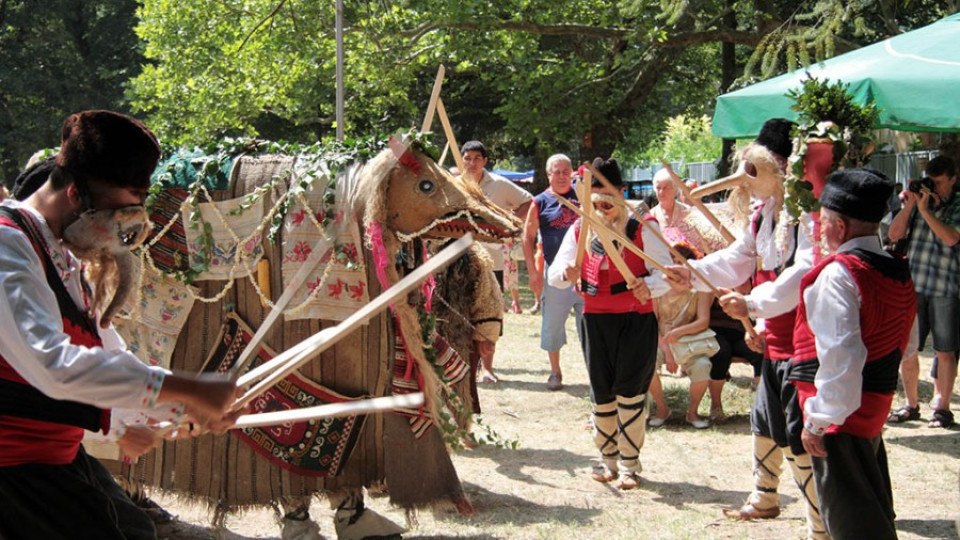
[723,504,781,520]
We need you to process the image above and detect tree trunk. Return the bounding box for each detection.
[718,0,739,178]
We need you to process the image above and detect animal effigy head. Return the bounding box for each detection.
[62,205,151,328]
[352,140,522,244]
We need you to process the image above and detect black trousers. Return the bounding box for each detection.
[0,446,156,540]
[580,311,658,404]
[752,357,806,455]
[813,433,898,540]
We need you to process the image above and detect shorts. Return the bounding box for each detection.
[904,316,919,359]
[540,265,584,351]
[916,294,959,353]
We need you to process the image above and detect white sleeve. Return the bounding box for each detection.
[746,214,816,319]
[802,262,865,434]
[641,220,674,298]
[689,229,758,291]
[547,225,578,289]
[0,227,165,410]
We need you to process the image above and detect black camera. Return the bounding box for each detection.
[908,176,935,194]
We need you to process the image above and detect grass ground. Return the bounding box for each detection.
[157,277,960,540]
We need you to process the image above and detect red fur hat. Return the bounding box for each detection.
[56,110,161,190]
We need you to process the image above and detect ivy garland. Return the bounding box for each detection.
[783,75,881,221]
[416,300,519,451]
[143,129,439,289]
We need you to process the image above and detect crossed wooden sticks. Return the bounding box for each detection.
[587,165,759,340]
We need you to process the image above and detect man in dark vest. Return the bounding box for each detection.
[0,110,241,540]
[790,169,915,540]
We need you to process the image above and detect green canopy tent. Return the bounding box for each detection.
[713,13,960,138]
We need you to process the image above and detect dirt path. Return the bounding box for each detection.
[155,310,959,540]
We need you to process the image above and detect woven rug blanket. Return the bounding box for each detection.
[202,313,366,477]
[391,320,469,438]
[146,188,200,275]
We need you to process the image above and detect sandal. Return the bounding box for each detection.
[928,409,955,429]
[886,405,921,424]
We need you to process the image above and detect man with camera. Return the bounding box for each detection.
[888,156,960,429]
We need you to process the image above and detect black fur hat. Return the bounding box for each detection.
[591,157,623,187]
[820,168,894,223]
[12,155,56,200]
[755,118,796,161]
[56,110,161,190]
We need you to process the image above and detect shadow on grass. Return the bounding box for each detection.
[641,478,798,511]
[428,481,601,529]
[458,446,594,487]
[488,377,592,397]
[158,520,280,540]
[895,518,957,539]
[885,429,960,456]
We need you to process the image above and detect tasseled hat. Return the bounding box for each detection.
[819,168,894,223]
[56,110,161,190]
[754,118,795,161]
[591,157,623,187]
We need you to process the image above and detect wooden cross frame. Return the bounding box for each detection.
[589,165,759,340]
[660,159,736,244]
[420,65,466,176]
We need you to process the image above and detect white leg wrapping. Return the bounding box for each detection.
[281,499,326,540]
[747,434,783,511]
[785,448,831,540]
[616,394,648,475]
[331,493,404,540]
[593,401,620,473]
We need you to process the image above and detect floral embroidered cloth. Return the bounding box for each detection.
[281,163,369,322]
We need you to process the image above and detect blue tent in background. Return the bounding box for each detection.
[491,169,535,183]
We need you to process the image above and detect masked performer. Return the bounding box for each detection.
[790,169,914,540]
[0,110,240,540]
[668,119,829,540]
[548,158,672,490]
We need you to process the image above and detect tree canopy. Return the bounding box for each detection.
[1,0,954,188]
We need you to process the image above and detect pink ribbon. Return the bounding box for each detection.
[366,222,391,291]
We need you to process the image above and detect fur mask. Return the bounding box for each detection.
[62,205,151,328]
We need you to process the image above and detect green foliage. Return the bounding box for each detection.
[741,0,949,82]
[632,114,722,166]
[3,0,949,187]
[0,0,144,184]
[783,75,881,220]
[787,75,880,135]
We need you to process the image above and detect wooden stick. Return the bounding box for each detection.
[421,65,445,133]
[590,168,721,291]
[233,234,473,410]
[632,201,759,340]
[233,393,424,429]
[659,159,736,244]
[591,224,639,283]
[574,174,591,267]
[438,142,450,168]
[436,98,466,178]
[229,234,333,376]
[549,192,672,276]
